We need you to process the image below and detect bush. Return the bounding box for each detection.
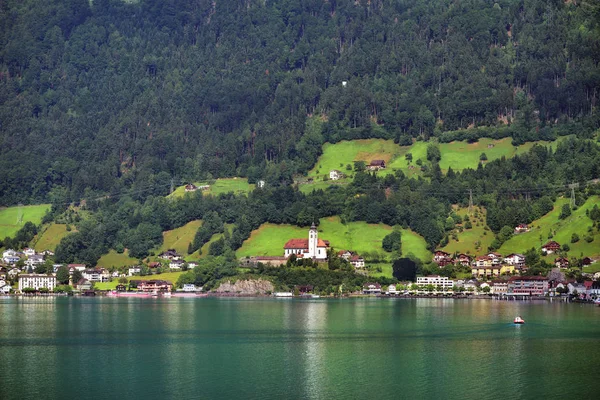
[571,233,580,243]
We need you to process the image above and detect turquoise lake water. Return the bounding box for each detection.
[1,297,599,399]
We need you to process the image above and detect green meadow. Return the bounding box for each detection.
[169,178,254,198]
[0,204,50,239]
[33,224,72,252]
[159,220,202,255]
[97,249,139,268]
[236,216,430,261]
[441,206,494,255]
[299,137,565,193]
[498,196,600,258]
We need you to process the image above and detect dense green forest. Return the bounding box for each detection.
[1,0,599,204]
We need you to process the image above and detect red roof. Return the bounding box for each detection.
[543,241,561,249]
[284,239,329,249]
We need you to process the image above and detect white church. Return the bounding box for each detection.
[283,223,329,260]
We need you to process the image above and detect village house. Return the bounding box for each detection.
[462,279,480,293]
[486,252,503,266]
[475,256,493,268]
[184,183,198,192]
[256,180,266,188]
[329,170,344,180]
[8,268,19,278]
[542,241,561,255]
[456,254,472,267]
[137,280,172,293]
[338,250,353,260]
[25,254,45,269]
[41,250,54,256]
[555,257,569,269]
[433,251,453,266]
[82,268,109,282]
[491,280,508,294]
[367,160,386,170]
[0,284,11,294]
[349,254,365,269]
[499,265,516,275]
[159,249,182,261]
[567,282,588,297]
[128,266,141,276]
[387,284,399,295]
[23,248,36,257]
[514,224,530,234]
[416,275,454,290]
[283,223,329,260]
[503,253,526,269]
[18,274,57,292]
[508,276,549,296]
[181,284,201,292]
[2,249,20,265]
[169,259,184,270]
[471,264,501,278]
[76,279,92,291]
[68,264,87,272]
[198,185,210,191]
[363,282,382,294]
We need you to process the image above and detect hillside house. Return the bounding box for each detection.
[349,255,365,269]
[338,250,353,260]
[23,248,36,257]
[25,255,44,268]
[68,264,87,272]
[329,170,344,180]
[83,269,109,282]
[514,224,530,234]
[367,160,386,170]
[169,260,184,270]
[184,183,198,192]
[555,257,569,269]
[504,253,525,269]
[283,223,329,260]
[41,250,54,256]
[128,266,141,276]
[159,249,182,261]
[456,254,472,267]
[433,251,452,265]
[542,241,561,254]
[475,256,492,268]
[257,180,266,188]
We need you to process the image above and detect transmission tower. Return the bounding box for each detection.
[16,203,23,225]
[570,186,576,209]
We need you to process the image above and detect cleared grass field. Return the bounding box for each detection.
[170,178,254,198]
[33,224,72,252]
[159,220,202,255]
[499,196,600,258]
[441,206,494,255]
[97,250,139,268]
[93,271,183,290]
[300,137,565,193]
[0,204,50,239]
[236,216,431,261]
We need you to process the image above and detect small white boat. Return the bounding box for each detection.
[514,316,525,324]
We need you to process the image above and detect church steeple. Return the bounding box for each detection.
[308,222,317,258]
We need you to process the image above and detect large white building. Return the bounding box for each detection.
[283,223,329,260]
[416,275,454,290]
[18,274,57,292]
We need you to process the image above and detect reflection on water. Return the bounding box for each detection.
[0,297,599,399]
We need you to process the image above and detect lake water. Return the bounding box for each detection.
[1,297,599,399]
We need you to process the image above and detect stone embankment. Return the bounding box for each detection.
[213,279,274,295]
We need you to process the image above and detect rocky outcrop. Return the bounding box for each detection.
[214,279,274,295]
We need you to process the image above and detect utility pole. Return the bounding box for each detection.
[170,178,174,196]
[570,186,576,209]
[468,189,473,215]
[16,203,23,225]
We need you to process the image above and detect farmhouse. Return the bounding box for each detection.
[329,170,344,180]
[514,224,529,234]
[555,257,569,269]
[456,254,472,267]
[363,282,381,294]
[349,254,365,268]
[184,183,198,192]
[159,249,182,261]
[367,160,386,170]
[542,241,561,254]
[283,223,329,260]
[433,251,452,265]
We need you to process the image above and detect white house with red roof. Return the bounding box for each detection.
[284,223,329,260]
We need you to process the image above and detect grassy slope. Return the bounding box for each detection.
[169,178,254,198]
[94,271,183,290]
[97,250,139,268]
[498,196,600,258]
[159,220,202,254]
[33,224,72,252]
[300,137,566,193]
[441,206,494,255]
[0,204,50,239]
[236,216,430,261]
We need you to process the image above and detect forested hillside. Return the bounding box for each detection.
[1,0,599,204]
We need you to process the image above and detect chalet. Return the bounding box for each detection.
[169,260,184,270]
[23,248,36,257]
[83,269,109,282]
[433,251,451,263]
[41,250,55,256]
[76,279,92,291]
[329,170,344,180]
[184,183,198,192]
[349,255,365,269]
[456,254,472,267]
[137,280,172,293]
[283,223,329,260]
[504,253,525,269]
[487,252,503,266]
[508,276,549,296]
[555,257,569,269]
[514,224,529,234]
[363,282,382,294]
[68,264,87,272]
[2,249,20,265]
[159,249,182,261]
[542,241,561,255]
[338,250,353,260]
[475,256,492,268]
[367,160,386,170]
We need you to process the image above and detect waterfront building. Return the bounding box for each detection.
[491,280,508,294]
[416,275,454,290]
[363,282,382,294]
[507,276,549,296]
[18,274,56,292]
[137,280,172,292]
